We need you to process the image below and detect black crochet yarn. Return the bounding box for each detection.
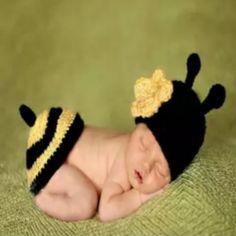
[134,53,226,180]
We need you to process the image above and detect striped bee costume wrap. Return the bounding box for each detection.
[19,105,84,195]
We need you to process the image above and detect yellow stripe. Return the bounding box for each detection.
[27,110,76,186]
[27,110,49,148]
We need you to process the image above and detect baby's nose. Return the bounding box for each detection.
[143,162,151,175]
[143,160,156,175]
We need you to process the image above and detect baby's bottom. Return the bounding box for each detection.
[34,164,98,221]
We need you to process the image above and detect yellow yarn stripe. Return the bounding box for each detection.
[27,110,76,186]
[27,110,48,148]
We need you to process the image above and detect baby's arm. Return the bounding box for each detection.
[98,181,161,222]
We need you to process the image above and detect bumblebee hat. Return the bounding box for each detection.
[131,53,226,180]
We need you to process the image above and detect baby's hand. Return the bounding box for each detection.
[139,185,169,204]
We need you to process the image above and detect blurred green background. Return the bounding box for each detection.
[1,0,236,168]
[0,1,236,235]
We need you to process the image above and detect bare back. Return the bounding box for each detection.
[66,125,130,194]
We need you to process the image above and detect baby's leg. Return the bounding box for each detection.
[34,163,98,221]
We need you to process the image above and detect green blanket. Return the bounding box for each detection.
[1,1,236,235]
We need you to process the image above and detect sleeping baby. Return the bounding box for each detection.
[19,53,225,222]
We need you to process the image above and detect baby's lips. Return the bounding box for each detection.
[134,170,143,184]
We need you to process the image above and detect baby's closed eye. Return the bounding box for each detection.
[139,142,147,152]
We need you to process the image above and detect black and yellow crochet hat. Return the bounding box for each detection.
[131,53,226,180]
[19,105,84,195]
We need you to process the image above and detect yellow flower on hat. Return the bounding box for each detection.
[131,69,173,118]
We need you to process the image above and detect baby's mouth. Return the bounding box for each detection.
[134,170,143,184]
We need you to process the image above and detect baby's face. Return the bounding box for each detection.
[125,123,170,194]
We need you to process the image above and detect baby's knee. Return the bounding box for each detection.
[34,191,98,221]
[34,190,47,208]
[79,190,98,219]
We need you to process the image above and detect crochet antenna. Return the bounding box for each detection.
[19,104,36,127]
[201,84,226,114]
[185,53,201,88]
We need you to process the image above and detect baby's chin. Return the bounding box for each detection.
[134,185,159,194]
[131,179,159,194]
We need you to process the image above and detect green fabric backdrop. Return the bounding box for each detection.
[1,0,236,235]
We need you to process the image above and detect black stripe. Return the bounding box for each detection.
[30,113,84,195]
[26,108,62,169]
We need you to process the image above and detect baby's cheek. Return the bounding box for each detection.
[143,174,160,192]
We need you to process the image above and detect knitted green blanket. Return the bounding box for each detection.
[1,143,236,235]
